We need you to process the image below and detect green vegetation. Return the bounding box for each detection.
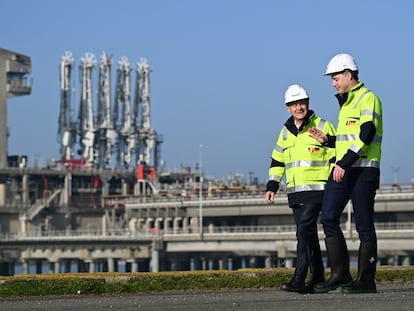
[0,267,413,298]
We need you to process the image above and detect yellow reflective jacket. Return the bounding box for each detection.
[336,82,382,168]
[268,111,336,194]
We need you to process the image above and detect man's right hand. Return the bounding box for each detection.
[265,191,275,203]
[308,127,327,144]
[333,165,345,183]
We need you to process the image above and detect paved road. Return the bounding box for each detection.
[1,285,413,310]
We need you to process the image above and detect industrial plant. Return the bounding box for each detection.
[0,48,414,276]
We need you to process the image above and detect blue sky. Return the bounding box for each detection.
[1,0,413,184]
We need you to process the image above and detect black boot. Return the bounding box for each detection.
[280,276,310,294]
[342,242,377,294]
[313,237,353,293]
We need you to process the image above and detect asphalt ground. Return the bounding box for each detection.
[0,285,413,311]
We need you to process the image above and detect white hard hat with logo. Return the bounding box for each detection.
[324,53,358,76]
[284,84,309,105]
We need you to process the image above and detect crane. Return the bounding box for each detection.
[96,51,115,169]
[113,56,135,170]
[135,58,163,189]
[136,57,155,167]
[58,51,76,161]
[78,52,97,167]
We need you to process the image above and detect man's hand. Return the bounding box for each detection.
[333,165,345,183]
[265,191,275,203]
[308,127,327,144]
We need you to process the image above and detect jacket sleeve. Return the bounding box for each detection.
[267,129,285,192]
[323,120,337,164]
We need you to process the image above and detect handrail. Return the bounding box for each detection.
[103,183,414,208]
[2,222,414,242]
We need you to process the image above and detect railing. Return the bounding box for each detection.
[103,190,267,208]
[103,182,414,208]
[2,222,414,242]
[0,229,153,242]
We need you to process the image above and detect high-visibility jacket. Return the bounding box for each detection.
[268,111,336,194]
[335,82,382,168]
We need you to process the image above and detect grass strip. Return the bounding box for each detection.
[0,266,412,297]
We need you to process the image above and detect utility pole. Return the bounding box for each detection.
[199,144,204,235]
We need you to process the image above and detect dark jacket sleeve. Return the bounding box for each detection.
[266,180,279,193]
[323,134,336,148]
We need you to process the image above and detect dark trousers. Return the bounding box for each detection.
[321,168,378,243]
[292,203,324,281]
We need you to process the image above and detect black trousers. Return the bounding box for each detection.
[321,168,378,243]
[291,203,324,281]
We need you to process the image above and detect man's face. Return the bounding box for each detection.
[286,99,308,121]
[331,71,352,94]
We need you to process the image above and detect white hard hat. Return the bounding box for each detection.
[284,84,309,105]
[324,53,358,75]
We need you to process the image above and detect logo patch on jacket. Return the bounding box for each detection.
[308,147,320,153]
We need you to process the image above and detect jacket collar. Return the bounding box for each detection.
[285,110,315,135]
[335,82,365,107]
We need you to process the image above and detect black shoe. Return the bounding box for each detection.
[280,279,310,294]
[305,277,325,294]
[341,281,377,294]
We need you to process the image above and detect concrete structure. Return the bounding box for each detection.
[1,182,414,275]
[0,48,32,211]
[0,48,32,169]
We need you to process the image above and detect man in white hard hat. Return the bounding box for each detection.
[265,84,336,294]
[309,53,383,294]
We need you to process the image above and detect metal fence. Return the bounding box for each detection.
[2,222,414,242]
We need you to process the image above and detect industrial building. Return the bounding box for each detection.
[1,48,414,276]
